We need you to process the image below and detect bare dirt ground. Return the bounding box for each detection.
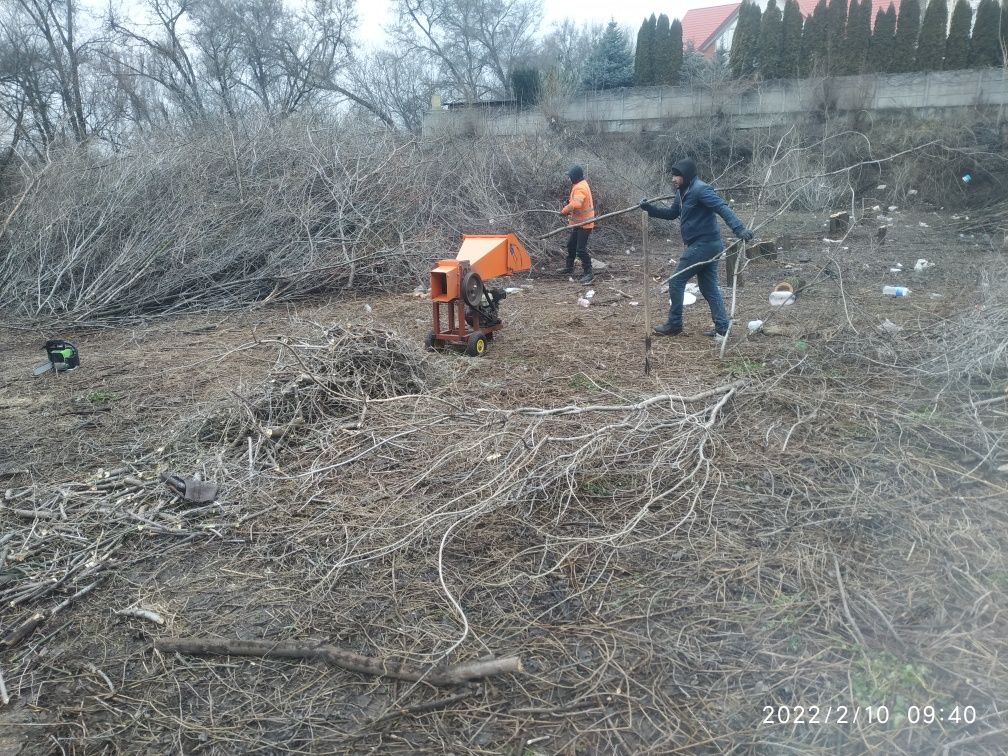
[1,206,1006,754]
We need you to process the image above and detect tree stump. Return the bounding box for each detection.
[747,240,778,261]
[724,240,744,285]
[829,211,850,238]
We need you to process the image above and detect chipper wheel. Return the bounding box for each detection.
[461,270,484,308]
[465,332,487,357]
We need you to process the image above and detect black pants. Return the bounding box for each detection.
[565,228,592,273]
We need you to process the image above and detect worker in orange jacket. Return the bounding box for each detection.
[559,165,595,284]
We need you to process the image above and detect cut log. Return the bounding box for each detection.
[154,637,523,686]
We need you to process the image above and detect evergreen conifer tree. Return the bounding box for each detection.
[845,0,872,74]
[730,1,761,77]
[869,4,897,71]
[758,0,784,78]
[799,10,814,76]
[655,14,674,83]
[670,18,684,82]
[634,15,658,84]
[680,41,709,83]
[634,19,650,84]
[824,0,850,74]
[892,0,921,72]
[916,0,948,70]
[748,1,765,74]
[583,21,635,90]
[780,0,804,78]
[944,0,972,70]
[730,6,746,78]
[1002,1,1008,65]
[511,68,541,107]
[801,0,830,75]
[969,0,1002,67]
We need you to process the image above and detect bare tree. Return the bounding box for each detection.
[0,0,100,152]
[0,18,57,157]
[390,0,541,102]
[106,0,359,122]
[18,0,89,140]
[345,48,435,131]
[538,20,604,97]
[200,0,355,115]
[104,0,208,123]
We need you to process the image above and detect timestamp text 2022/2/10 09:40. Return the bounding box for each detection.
[761,704,978,726]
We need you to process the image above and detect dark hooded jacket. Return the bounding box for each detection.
[647,159,746,246]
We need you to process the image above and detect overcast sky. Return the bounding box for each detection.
[358,1,717,45]
[92,0,719,46]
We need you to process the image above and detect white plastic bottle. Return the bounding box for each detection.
[883,286,910,297]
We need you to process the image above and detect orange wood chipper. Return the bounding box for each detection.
[427,234,531,356]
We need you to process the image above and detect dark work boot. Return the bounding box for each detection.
[654,323,684,336]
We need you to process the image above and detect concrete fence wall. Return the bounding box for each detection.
[422,68,1008,136]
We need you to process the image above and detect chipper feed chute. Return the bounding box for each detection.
[427,234,531,356]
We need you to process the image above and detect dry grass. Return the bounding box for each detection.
[2,211,1006,752]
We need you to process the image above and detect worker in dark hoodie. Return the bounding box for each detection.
[559,165,595,284]
[641,158,754,337]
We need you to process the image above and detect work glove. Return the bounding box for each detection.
[738,228,755,241]
[640,199,654,214]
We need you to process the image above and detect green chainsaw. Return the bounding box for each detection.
[32,340,81,376]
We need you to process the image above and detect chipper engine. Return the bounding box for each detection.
[427,234,531,356]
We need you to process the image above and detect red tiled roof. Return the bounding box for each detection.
[795,0,901,29]
[865,0,902,29]
[681,3,741,51]
[682,0,904,55]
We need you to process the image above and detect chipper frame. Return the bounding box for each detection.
[427,234,531,356]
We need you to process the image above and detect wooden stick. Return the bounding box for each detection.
[116,607,165,625]
[832,555,865,647]
[642,210,652,375]
[539,194,677,240]
[154,637,523,686]
[719,240,745,361]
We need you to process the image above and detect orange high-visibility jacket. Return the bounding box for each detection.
[562,179,595,229]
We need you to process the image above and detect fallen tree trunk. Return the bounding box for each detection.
[154,637,522,686]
